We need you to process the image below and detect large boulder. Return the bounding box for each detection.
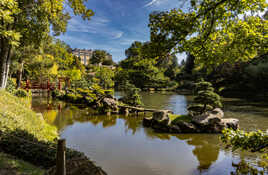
[221,118,239,130]
[192,108,224,126]
[143,117,153,127]
[175,121,198,133]
[152,110,171,125]
[102,97,118,110]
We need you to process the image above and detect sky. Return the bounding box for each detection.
[58,0,188,62]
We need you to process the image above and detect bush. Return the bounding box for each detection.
[188,79,222,115]
[14,89,29,98]
[6,78,16,94]
[120,81,142,106]
[51,89,65,99]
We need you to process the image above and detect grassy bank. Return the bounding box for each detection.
[0,152,45,175]
[0,90,107,174]
[0,90,58,142]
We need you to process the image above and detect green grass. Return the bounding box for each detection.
[0,90,58,142]
[169,114,192,124]
[0,152,45,175]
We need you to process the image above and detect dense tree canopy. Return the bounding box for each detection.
[91,50,114,65]
[149,0,267,68]
[0,0,94,89]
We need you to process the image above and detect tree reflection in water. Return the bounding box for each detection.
[176,134,220,172]
[144,130,220,172]
[33,99,221,173]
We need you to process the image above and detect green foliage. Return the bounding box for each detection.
[170,114,192,124]
[221,129,268,152]
[0,129,85,169]
[188,79,222,115]
[0,0,21,47]
[14,89,29,98]
[125,41,143,58]
[0,90,58,142]
[94,67,114,89]
[70,74,92,90]
[0,152,45,175]
[0,0,93,89]
[231,158,267,175]
[51,89,65,99]
[91,50,111,65]
[57,84,112,105]
[120,82,142,106]
[118,57,170,88]
[6,78,16,94]
[102,58,115,66]
[221,129,268,174]
[149,0,268,69]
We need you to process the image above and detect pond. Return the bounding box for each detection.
[31,92,268,175]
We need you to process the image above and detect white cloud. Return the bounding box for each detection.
[119,38,146,46]
[112,31,124,39]
[67,16,123,39]
[144,0,166,7]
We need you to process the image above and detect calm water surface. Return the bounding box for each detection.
[32,92,268,175]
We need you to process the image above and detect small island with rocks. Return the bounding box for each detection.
[143,80,239,133]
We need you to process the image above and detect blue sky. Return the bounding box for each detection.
[59,0,188,62]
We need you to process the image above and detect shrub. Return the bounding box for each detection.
[51,89,65,99]
[188,79,222,115]
[6,78,16,94]
[120,81,142,106]
[14,89,29,98]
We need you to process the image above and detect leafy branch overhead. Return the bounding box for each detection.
[0,0,94,89]
[149,0,268,67]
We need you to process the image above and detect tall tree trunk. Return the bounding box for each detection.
[0,43,10,89]
[3,47,12,88]
[16,61,24,89]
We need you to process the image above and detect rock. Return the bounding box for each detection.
[175,121,198,133]
[222,118,239,130]
[152,110,171,125]
[143,117,153,127]
[169,125,181,133]
[202,122,225,133]
[102,97,118,110]
[151,120,170,132]
[192,108,224,126]
[210,108,224,118]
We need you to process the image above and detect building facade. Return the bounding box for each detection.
[72,49,93,65]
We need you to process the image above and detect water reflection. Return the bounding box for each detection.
[31,92,268,175]
[177,134,220,171]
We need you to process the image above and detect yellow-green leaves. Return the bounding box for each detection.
[149,0,268,68]
[0,0,21,46]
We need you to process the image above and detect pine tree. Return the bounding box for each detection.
[120,81,142,107]
[188,79,222,115]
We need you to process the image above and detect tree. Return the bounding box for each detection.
[188,79,222,115]
[0,0,94,89]
[125,41,143,58]
[149,0,267,70]
[91,50,108,64]
[120,81,142,107]
[0,0,21,89]
[95,67,114,89]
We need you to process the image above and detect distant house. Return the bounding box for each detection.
[72,49,93,65]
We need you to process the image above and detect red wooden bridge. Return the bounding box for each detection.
[22,77,70,91]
